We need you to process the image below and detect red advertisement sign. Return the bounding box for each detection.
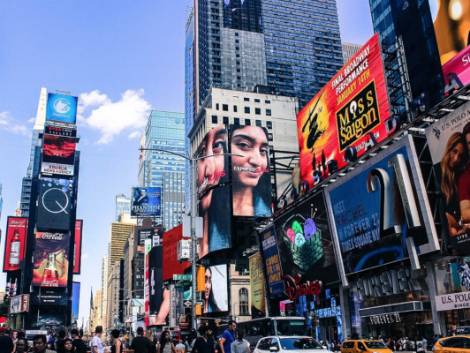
[73,220,83,274]
[42,134,76,165]
[297,34,393,188]
[3,217,28,272]
[32,231,70,288]
[162,225,190,281]
[443,45,470,94]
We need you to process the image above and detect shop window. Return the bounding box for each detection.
[239,287,249,315]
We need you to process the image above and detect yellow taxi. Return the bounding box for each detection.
[340,339,392,353]
[433,335,470,352]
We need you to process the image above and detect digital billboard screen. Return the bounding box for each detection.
[3,217,28,272]
[41,133,76,177]
[297,34,393,188]
[202,264,228,314]
[249,252,266,318]
[259,226,284,298]
[131,187,162,217]
[45,124,77,137]
[37,178,74,231]
[32,231,71,288]
[443,44,470,94]
[425,101,470,248]
[46,93,78,125]
[73,220,83,274]
[325,135,439,279]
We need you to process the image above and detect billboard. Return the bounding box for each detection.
[443,45,470,94]
[10,294,30,314]
[425,101,470,247]
[32,231,71,288]
[325,136,439,280]
[41,134,76,177]
[137,228,154,246]
[202,264,228,314]
[259,226,284,298]
[3,217,28,272]
[131,187,162,217]
[162,225,190,281]
[72,282,80,322]
[144,239,151,327]
[73,220,83,274]
[36,178,74,231]
[149,246,163,315]
[45,124,77,138]
[249,252,266,318]
[297,34,393,188]
[46,93,78,125]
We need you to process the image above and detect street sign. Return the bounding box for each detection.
[173,274,192,282]
[184,300,192,308]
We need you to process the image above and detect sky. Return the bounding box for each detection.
[0,0,373,328]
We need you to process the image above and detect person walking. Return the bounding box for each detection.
[71,329,87,353]
[91,326,105,353]
[156,331,175,353]
[192,327,215,353]
[131,327,154,353]
[230,332,250,353]
[219,321,236,353]
[0,328,14,353]
[111,330,122,353]
[33,335,57,353]
[14,338,28,353]
[175,338,186,353]
[64,339,76,353]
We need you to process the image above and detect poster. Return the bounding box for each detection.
[260,226,284,298]
[203,264,229,314]
[3,217,28,272]
[249,252,266,318]
[131,187,162,217]
[73,220,83,274]
[46,93,78,125]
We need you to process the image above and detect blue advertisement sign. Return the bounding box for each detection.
[46,93,78,125]
[72,282,80,322]
[325,135,439,278]
[260,226,284,297]
[131,187,162,217]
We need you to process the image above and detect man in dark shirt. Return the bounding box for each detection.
[71,329,88,353]
[0,328,14,353]
[131,327,154,353]
[192,327,215,353]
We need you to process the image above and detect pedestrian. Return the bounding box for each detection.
[64,338,75,353]
[416,335,426,353]
[91,326,105,353]
[130,327,153,353]
[111,330,122,353]
[14,338,28,353]
[33,335,56,353]
[0,328,14,353]
[230,331,249,353]
[175,338,186,353]
[219,321,236,353]
[192,327,215,353]
[56,329,67,353]
[157,330,175,353]
[71,329,87,353]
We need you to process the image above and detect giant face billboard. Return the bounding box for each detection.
[203,264,229,314]
[46,93,78,125]
[131,187,162,217]
[41,134,76,177]
[425,101,470,248]
[325,135,439,281]
[37,178,74,231]
[297,34,393,188]
[73,220,83,274]
[32,231,71,288]
[3,217,28,272]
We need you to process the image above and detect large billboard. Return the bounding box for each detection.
[297,34,393,188]
[73,220,83,274]
[443,45,470,94]
[32,231,71,288]
[46,93,78,125]
[202,264,229,314]
[249,252,266,318]
[36,178,74,231]
[162,225,190,281]
[41,134,76,177]
[259,226,284,298]
[3,217,28,272]
[325,135,439,281]
[131,187,162,217]
[425,101,470,248]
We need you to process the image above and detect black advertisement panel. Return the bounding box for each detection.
[32,288,67,306]
[138,228,154,246]
[37,178,74,231]
[149,246,163,314]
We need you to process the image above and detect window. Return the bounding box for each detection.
[239,288,249,315]
[244,97,250,102]
[256,120,261,127]
[222,104,228,111]
[254,98,260,103]
[255,108,261,115]
[216,103,219,110]
[244,107,250,114]
[266,121,272,129]
[223,116,229,125]
[234,117,240,125]
[211,115,218,124]
[245,119,251,125]
[233,105,238,112]
[357,342,366,351]
[266,109,272,116]
[265,100,271,104]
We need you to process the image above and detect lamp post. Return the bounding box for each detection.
[139,147,243,330]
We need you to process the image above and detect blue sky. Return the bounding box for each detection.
[0,0,372,326]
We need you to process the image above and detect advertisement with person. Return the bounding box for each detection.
[325,135,439,278]
[3,217,28,272]
[442,45,470,94]
[196,125,232,258]
[41,133,76,177]
[249,252,266,318]
[32,231,71,288]
[203,264,229,314]
[425,101,470,247]
[46,93,78,125]
[73,220,83,274]
[36,178,74,231]
[259,226,284,298]
[297,34,393,188]
[131,187,162,217]
[229,124,272,217]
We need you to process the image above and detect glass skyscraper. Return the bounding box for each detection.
[138,111,185,230]
[115,193,131,221]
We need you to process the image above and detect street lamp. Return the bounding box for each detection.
[139,147,243,330]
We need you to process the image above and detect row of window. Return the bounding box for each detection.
[211,115,273,130]
[215,103,272,116]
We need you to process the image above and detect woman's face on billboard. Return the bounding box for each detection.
[197,125,227,211]
[204,267,212,301]
[231,126,269,188]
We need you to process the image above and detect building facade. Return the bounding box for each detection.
[341,42,362,64]
[115,193,131,221]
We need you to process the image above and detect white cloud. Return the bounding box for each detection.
[128,130,141,140]
[79,89,151,144]
[0,111,29,136]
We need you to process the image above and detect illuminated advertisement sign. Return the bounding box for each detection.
[46,93,78,125]
[34,310,66,328]
[41,134,76,177]
[162,225,190,281]
[144,238,151,327]
[425,101,470,247]
[249,252,266,318]
[73,220,83,274]
[45,124,77,137]
[325,136,439,279]
[37,178,74,231]
[137,228,154,245]
[297,34,393,188]
[3,217,28,272]
[131,187,161,217]
[443,45,470,94]
[32,231,71,288]
[260,226,284,297]
[202,264,228,314]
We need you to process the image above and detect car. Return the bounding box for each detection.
[254,336,329,353]
[433,335,470,352]
[340,339,392,353]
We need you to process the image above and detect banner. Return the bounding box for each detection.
[131,187,161,217]
[249,252,266,318]
[297,34,392,188]
[202,264,228,314]
[443,45,470,94]
[259,226,284,298]
[425,101,470,247]
[325,135,439,277]
[3,217,28,272]
[36,178,74,231]
[46,93,78,125]
[436,291,470,312]
[162,225,190,281]
[73,220,83,274]
[144,239,151,327]
[32,231,71,288]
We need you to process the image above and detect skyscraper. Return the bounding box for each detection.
[115,193,131,221]
[138,111,185,230]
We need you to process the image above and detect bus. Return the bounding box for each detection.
[237,317,307,349]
